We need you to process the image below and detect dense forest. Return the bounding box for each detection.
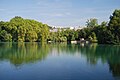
[0,9,120,44]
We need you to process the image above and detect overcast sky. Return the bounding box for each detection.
[0,0,120,27]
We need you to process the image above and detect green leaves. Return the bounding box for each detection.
[0,16,50,42]
[0,30,12,42]
[86,18,98,27]
[107,9,120,44]
[25,31,38,42]
[109,9,120,28]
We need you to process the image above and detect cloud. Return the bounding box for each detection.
[36,0,72,9]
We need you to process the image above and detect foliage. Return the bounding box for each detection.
[107,9,120,44]
[83,9,120,44]
[0,16,50,42]
[88,32,97,42]
[86,18,98,27]
[0,30,12,42]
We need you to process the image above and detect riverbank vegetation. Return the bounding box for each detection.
[0,9,120,44]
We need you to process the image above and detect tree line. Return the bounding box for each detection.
[49,9,120,44]
[0,16,49,42]
[0,9,120,44]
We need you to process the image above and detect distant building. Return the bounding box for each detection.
[70,27,74,30]
[50,28,58,32]
[74,27,83,31]
[69,26,83,31]
[49,26,84,32]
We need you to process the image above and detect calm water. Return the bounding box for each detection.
[0,42,120,80]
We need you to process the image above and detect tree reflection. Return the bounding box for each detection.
[0,42,49,66]
[48,43,120,77]
[109,63,120,78]
[0,42,120,77]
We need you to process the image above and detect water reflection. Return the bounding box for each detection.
[0,42,120,78]
[0,42,49,66]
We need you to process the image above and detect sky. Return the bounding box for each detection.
[0,0,120,27]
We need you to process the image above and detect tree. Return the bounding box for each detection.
[25,31,38,42]
[101,21,108,27]
[107,9,120,44]
[17,26,26,42]
[108,9,120,28]
[86,18,98,27]
[38,24,49,42]
[0,16,50,42]
[88,32,97,42]
[0,30,12,42]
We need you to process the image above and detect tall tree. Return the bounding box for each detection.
[108,9,120,28]
[107,9,120,44]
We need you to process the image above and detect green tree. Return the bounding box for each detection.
[108,9,120,28]
[38,24,49,42]
[86,18,98,27]
[0,30,12,42]
[107,9,120,44]
[101,21,108,27]
[17,26,26,42]
[88,32,97,42]
[25,31,38,42]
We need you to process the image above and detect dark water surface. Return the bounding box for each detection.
[0,42,120,80]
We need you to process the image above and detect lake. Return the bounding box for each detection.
[0,42,120,80]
